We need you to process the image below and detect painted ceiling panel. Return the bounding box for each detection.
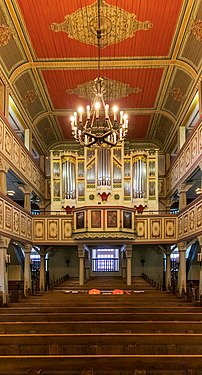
[41,68,164,110]
[0,0,200,152]
[16,0,183,58]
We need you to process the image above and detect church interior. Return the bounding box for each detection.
[0,0,202,373]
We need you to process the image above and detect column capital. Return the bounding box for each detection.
[126,244,132,258]
[24,244,32,254]
[39,246,46,257]
[0,157,9,173]
[158,244,172,255]
[198,235,202,247]
[178,241,187,252]
[0,236,10,248]
[23,185,33,195]
[78,245,85,258]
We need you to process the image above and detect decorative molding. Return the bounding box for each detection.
[9,60,197,85]
[166,121,202,196]
[73,231,135,240]
[0,115,45,198]
[0,195,32,242]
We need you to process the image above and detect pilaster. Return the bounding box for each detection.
[126,245,132,286]
[78,245,85,286]
[0,236,10,305]
[178,241,187,295]
[39,247,46,291]
[0,158,9,195]
[24,244,32,296]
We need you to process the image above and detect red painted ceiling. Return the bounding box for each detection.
[14,0,186,144]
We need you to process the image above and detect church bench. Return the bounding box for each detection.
[0,320,201,334]
[0,354,202,373]
[0,333,202,355]
[1,311,202,322]
[0,305,200,314]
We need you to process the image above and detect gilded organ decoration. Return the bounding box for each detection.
[50,147,159,213]
[50,0,152,48]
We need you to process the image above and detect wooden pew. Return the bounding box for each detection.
[0,320,201,334]
[1,311,202,322]
[0,354,202,373]
[0,333,202,355]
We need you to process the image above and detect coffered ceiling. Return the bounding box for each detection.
[0,0,202,153]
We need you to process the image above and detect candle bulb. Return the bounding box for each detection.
[85,134,88,144]
[113,105,118,121]
[105,104,109,118]
[120,111,123,124]
[86,105,90,120]
[74,112,77,125]
[95,102,100,118]
[78,107,83,122]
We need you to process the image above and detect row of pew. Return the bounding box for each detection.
[0,277,202,374]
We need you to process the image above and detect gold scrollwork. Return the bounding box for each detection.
[50,0,152,48]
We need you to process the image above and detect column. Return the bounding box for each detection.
[0,81,9,117]
[198,236,202,299]
[78,245,85,286]
[165,252,171,291]
[126,245,132,286]
[24,244,32,296]
[24,185,32,212]
[0,158,8,195]
[178,241,187,296]
[24,128,32,152]
[178,184,187,211]
[178,126,186,150]
[0,237,9,305]
[40,155,45,172]
[39,247,46,291]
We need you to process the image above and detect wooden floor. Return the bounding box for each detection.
[1,276,202,374]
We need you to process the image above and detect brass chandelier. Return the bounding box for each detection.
[70,0,128,148]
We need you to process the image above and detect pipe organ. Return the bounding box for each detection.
[50,146,159,212]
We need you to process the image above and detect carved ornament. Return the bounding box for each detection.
[50,0,152,48]
[66,77,141,102]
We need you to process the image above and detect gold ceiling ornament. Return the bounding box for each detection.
[190,18,202,41]
[169,87,186,103]
[66,77,141,101]
[0,1,16,47]
[22,89,38,106]
[50,0,152,48]
[0,24,14,47]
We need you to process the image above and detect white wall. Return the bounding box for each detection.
[48,246,79,282]
[8,265,23,281]
[132,245,164,285]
